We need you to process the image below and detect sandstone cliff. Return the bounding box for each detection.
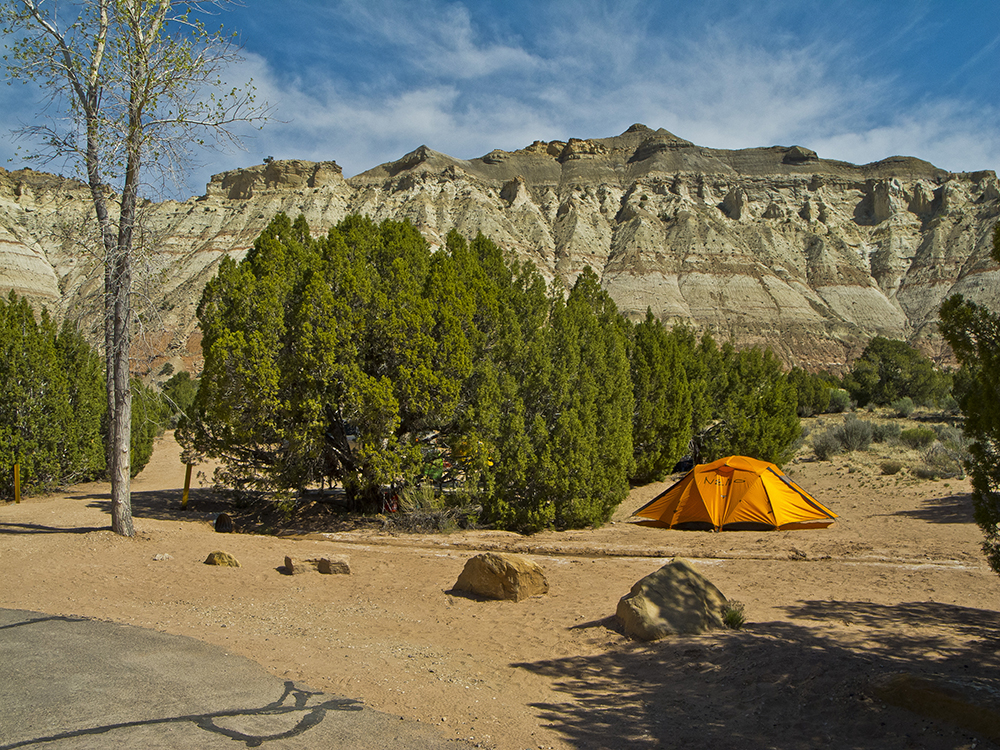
[1,124,997,377]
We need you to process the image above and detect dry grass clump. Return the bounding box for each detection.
[395,482,483,532]
[721,601,747,630]
[880,459,904,475]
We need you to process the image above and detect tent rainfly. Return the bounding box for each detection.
[633,455,837,531]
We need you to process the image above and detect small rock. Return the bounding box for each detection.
[152,553,173,561]
[215,513,234,533]
[204,550,240,567]
[317,556,351,575]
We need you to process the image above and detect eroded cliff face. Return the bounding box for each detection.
[1,124,997,377]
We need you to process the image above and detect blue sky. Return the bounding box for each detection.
[3,0,999,199]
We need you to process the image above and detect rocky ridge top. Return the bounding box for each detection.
[0,124,997,377]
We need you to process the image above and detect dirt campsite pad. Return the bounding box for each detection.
[2,430,999,749]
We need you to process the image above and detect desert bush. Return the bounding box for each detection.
[827,389,851,413]
[915,443,966,480]
[812,429,842,460]
[871,421,901,443]
[837,415,873,452]
[880,459,904,475]
[940,393,961,415]
[900,426,936,449]
[398,482,441,512]
[890,396,915,418]
[911,465,939,480]
[931,424,962,443]
[927,428,970,478]
[721,601,747,630]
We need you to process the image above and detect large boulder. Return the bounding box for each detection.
[616,558,727,640]
[453,552,548,602]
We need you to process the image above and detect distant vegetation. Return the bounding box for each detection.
[842,336,952,409]
[0,292,163,497]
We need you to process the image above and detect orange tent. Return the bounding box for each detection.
[634,455,837,531]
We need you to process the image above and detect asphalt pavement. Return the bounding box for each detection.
[0,608,475,749]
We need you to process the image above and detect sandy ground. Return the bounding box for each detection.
[2,428,999,750]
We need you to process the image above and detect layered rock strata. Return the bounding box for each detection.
[1,125,997,376]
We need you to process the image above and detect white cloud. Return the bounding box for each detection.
[18,0,996,199]
[334,0,541,80]
[813,101,1000,174]
[218,10,999,195]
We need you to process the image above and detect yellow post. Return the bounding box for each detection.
[14,463,20,504]
[181,463,192,510]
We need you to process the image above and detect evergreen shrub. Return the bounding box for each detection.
[900,427,936,449]
[0,292,161,497]
[891,397,915,417]
[836,415,873,452]
[827,389,851,413]
[871,422,902,443]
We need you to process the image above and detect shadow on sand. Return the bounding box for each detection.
[0,521,110,535]
[514,600,1000,749]
[893,492,976,525]
[64,486,230,526]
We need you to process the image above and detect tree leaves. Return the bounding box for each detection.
[0,293,159,497]
[939,224,1000,575]
[188,214,805,530]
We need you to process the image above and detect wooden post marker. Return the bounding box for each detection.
[14,463,20,503]
[181,463,192,510]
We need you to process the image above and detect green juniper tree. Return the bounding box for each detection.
[628,310,693,483]
[187,217,638,531]
[710,345,800,465]
[0,294,71,493]
[788,366,832,417]
[843,336,951,408]
[939,224,1000,574]
[0,293,157,497]
[681,338,800,466]
[55,320,106,481]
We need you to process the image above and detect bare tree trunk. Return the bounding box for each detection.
[104,254,115,472]
[82,109,128,533]
[109,119,141,537]
[110,246,133,536]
